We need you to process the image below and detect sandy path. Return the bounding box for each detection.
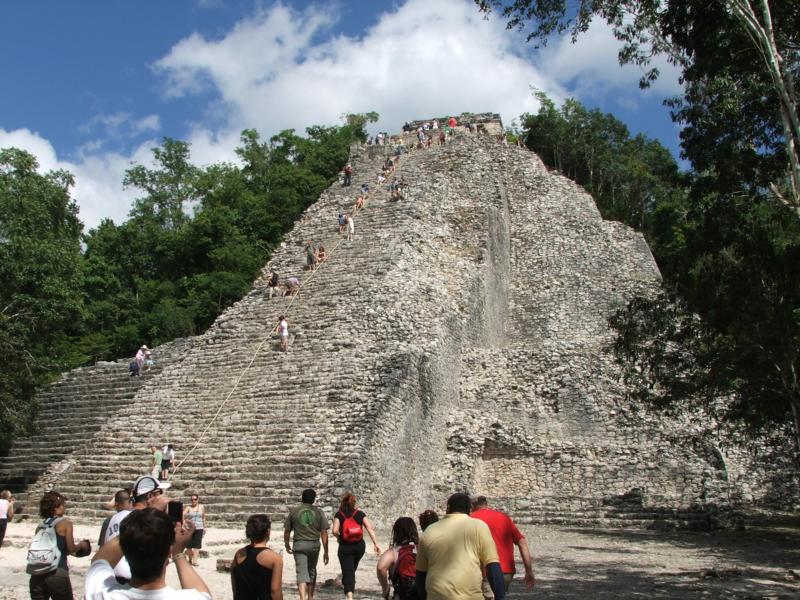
[1,520,798,599]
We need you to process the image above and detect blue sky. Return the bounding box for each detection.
[1,0,682,229]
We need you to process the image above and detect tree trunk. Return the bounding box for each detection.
[791,396,800,457]
[729,0,800,211]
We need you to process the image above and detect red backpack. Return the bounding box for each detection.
[393,543,417,579]
[338,510,363,543]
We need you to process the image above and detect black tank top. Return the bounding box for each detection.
[232,546,273,600]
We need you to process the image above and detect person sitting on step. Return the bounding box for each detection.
[316,245,327,265]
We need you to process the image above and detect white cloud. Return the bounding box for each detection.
[0,127,153,231]
[537,19,682,105]
[133,114,161,135]
[7,0,607,230]
[153,0,565,161]
[80,112,161,141]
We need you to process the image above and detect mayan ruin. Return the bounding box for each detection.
[2,117,796,532]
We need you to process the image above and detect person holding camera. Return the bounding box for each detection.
[100,475,170,584]
[86,508,211,600]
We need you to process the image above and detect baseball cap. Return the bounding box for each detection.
[131,475,170,501]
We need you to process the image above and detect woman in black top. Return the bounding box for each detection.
[231,514,284,600]
[332,492,381,599]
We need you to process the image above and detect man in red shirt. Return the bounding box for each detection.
[470,496,535,598]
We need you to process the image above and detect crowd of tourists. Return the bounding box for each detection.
[16,478,534,600]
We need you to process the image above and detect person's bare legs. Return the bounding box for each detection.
[298,582,308,600]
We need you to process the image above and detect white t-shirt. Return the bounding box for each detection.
[85,560,211,600]
[103,510,133,580]
[0,499,9,519]
[280,320,289,337]
[348,217,355,232]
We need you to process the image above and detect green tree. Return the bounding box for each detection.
[124,138,200,230]
[476,0,800,212]
[611,193,800,451]
[0,148,83,450]
[520,92,684,231]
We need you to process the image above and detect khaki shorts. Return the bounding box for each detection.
[293,539,321,584]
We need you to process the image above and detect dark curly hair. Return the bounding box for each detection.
[418,509,439,531]
[390,517,419,546]
[245,514,271,543]
[39,491,65,518]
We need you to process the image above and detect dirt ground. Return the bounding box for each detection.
[1,520,799,599]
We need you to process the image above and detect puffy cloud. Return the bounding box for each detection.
[153,0,563,159]
[79,112,161,141]
[537,19,682,105]
[7,0,676,230]
[0,127,152,231]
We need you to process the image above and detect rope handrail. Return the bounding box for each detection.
[170,149,406,478]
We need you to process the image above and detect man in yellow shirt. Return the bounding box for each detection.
[416,493,506,600]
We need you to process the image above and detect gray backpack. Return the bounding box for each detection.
[26,517,64,574]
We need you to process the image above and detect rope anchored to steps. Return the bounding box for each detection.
[170,147,407,480]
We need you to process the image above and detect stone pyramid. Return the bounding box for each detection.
[1,120,792,527]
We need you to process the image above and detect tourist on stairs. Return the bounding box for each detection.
[267,268,280,300]
[284,277,300,296]
[278,316,289,352]
[150,445,162,479]
[305,241,317,271]
[332,493,381,600]
[231,514,283,600]
[161,444,175,481]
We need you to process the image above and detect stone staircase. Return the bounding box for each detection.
[1,127,796,529]
[0,338,193,514]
